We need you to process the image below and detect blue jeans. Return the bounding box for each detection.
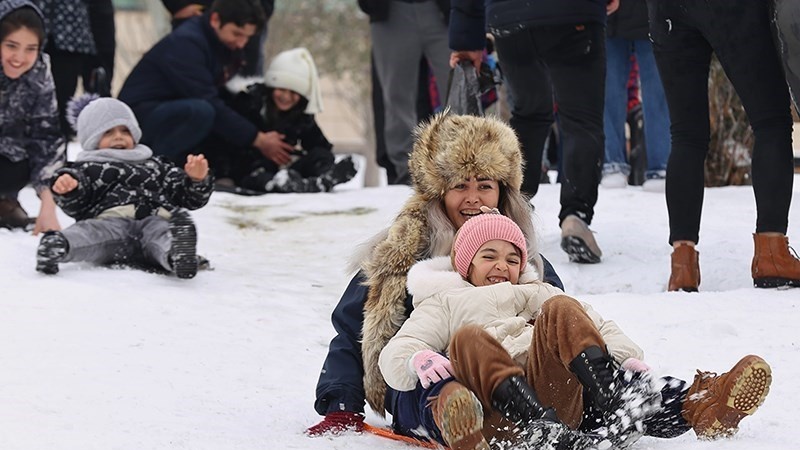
[603,36,671,178]
[140,99,215,162]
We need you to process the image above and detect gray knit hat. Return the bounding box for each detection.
[77,97,142,151]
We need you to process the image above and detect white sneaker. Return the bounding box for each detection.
[601,171,628,189]
[642,178,665,192]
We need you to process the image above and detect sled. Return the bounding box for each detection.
[363,423,441,449]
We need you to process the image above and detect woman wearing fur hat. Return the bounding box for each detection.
[307,112,565,436]
[209,47,357,194]
[379,213,771,450]
[0,0,64,233]
[35,97,213,279]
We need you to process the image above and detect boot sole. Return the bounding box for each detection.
[700,356,771,439]
[170,211,198,279]
[753,277,800,289]
[561,236,601,264]
[438,388,489,450]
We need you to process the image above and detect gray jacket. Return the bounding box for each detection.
[0,0,65,193]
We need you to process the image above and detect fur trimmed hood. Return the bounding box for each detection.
[361,112,529,415]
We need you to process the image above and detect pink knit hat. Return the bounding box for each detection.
[452,213,528,279]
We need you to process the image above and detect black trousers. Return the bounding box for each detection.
[647,0,795,244]
[0,155,29,198]
[494,22,606,225]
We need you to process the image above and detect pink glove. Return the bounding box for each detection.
[621,357,651,373]
[412,350,454,388]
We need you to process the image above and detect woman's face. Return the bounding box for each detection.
[1,26,39,79]
[467,239,522,286]
[443,177,500,229]
[272,88,301,112]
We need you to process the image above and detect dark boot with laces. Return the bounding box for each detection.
[168,209,198,279]
[0,197,34,230]
[569,346,661,448]
[36,231,69,274]
[491,375,609,450]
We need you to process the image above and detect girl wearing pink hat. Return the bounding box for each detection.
[379,212,772,450]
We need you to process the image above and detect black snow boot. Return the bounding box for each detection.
[168,209,198,279]
[569,346,660,448]
[36,231,69,274]
[491,376,608,450]
[320,156,357,190]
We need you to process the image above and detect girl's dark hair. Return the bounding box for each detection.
[0,7,45,45]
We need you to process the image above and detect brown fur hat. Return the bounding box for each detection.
[409,112,523,200]
[361,112,528,415]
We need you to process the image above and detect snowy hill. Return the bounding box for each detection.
[1,169,798,450]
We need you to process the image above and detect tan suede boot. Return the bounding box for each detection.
[0,197,32,229]
[751,233,800,288]
[431,382,489,450]
[682,355,771,440]
[668,243,700,292]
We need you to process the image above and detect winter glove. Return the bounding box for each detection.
[411,350,454,388]
[305,411,365,436]
[621,357,651,373]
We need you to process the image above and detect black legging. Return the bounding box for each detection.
[0,155,30,198]
[647,0,795,244]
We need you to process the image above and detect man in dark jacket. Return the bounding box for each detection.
[450,0,618,265]
[118,0,269,166]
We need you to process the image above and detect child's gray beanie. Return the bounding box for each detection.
[77,98,142,151]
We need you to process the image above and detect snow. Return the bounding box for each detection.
[1,150,799,450]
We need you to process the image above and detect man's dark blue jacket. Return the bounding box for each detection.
[118,15,258,148]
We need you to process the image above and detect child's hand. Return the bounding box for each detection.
[412,350,454,388]
[184,154,209,181]
[52,174,78,194]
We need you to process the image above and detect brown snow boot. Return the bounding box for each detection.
[431,381,489,450]
[0,197,32,229]
[751,233,800,288]
[668,243,700,292]
[682,355,771,440]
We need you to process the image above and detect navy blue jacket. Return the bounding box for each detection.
[314,256,564,415]
[450,0,607,50]
[118,15,258,148]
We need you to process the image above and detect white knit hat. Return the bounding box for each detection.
[264,47,323,114]
[77,97,142,151]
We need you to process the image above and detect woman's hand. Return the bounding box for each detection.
[253,131,294,166]
[32,189,61,235]
[184,154,209,181]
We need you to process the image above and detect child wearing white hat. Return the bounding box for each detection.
[35,96,213,278]
[211,47,356,194]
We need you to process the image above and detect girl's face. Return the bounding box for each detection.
[97,125,135,150]
[272,88,301,112]
[443,177,500,229]
[1,26,39,79]
[467,239,522,287]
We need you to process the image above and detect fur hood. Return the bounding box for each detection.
[361,112,530,415]
[407,256,541,306]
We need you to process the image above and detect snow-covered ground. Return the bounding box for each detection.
[1,154,798,449]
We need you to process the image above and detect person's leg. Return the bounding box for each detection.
[634,39,671,177]
[46,48,85,137]
[542,23,606,227]
[371,2,424,185]
[139,216,172,271]
[0,156,32,227]
[140,99,216,162]
[493,29,554,197]
[59,218,136,265]
[603,36,633,180]
[703,1,794,235]
[419,1,452,116]
[648,1,712,246]
[701,0,799,287]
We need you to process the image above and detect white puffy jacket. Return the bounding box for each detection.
[379,257,644,392]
